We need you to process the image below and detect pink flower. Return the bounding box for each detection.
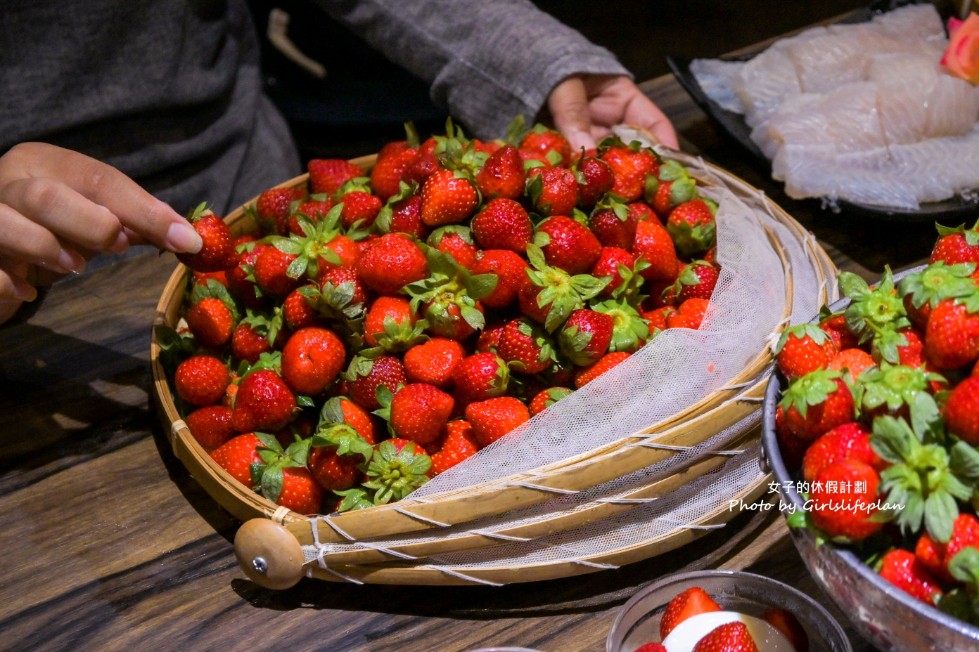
[942,12,979,84]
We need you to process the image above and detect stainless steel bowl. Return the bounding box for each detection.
[761,289,979,651]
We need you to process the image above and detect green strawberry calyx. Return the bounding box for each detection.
[777,368,846,419]
[897,261,978,312]
[362,440,432,505]
[839,268,911,344]
[857,362,946,415]
[525,244,609,333]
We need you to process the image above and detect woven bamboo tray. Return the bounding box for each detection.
[151,146,837,588]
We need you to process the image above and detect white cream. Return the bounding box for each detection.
[661,611,796,652]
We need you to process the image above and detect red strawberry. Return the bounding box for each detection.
[819,311,861,352]
[632,220,679,283]
[945,375,979,444]
[924,296,979,370]
[527,166,578,217]
[471,198,533,253]
[667,297,710,330]
[356,232,428,296]
[574,351,631,388]
[428,226,478,269]
[633,645,667,652]
[288,197,335,235]
[477,320,506,353]
[453,352,510,405]
[176,205,237,272]
[528,386,573,416]
[253,244,302,298]
[600,141,659,202]
[930,222,979,265]
[802,421,882,483]
[520,125,571,167]
[647,161,696,218]
[280,327,346,396]
[590,247,640,299]
[878,548,943,605]
[775,324,839,381]
[575,154,614,209]
[307,398,378,491]
[588,199,638,250]
[465,396,531,447]
[672,260,721,303]
[693,621,759,652]
[282,285,320,332]
[475,144,526,200]
[419,169,479,226]
[497,318,555,375]
[471,249,528,309]
[185,296,236,349]
[404,337,466,389]
[256,186,307,236]
[185,405,235,451]
[344,355,407,411]
[371,146,420,200]
[231,368,297,432]
[174,355,230,406]
[558,309,614,367]
[776,370,855,444]
[659,586,722,639]
[226,240,266,310]
[338,190,383,230]
[363,296,416,349]
[536,215,602,275]
[211,432,264,486]
[809,459,882,541]
[666,199,717,258]
[827,348,876,378]
[429,419,480,476]
[308,158,363,196]
[761,608,809,652]
[915,513,979,583]
[385,383,455,445]
[231,319,273,364]
[319,266,368,317]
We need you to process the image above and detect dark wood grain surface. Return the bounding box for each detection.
[0,56,941,652]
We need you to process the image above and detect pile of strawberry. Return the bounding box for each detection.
[158,119,722,517]
[773,220,979,627]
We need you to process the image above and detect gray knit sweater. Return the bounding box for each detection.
[0,0,627,215]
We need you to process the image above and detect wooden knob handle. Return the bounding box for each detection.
[233,518,305,590]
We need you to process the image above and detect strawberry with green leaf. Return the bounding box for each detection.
[230,355,297,432]
[361,439,431,505]
[931,220,979,266]
[897,261,977,330]
[878,548,944,605]
[176,203,238,272]
[666,198,717,258]
[557,308,614,367]
[535,215,602,275]
[497,317,555,375]
[474,144,526,200]
[839,268,911,355]
[592,299,650,354]
[924,291,979,371]
[376,383,455,445]
[452,352,510,406]
[776,368,855,444]
[343,354,407,411]
[355,232,429,296]
[519,243,609,333]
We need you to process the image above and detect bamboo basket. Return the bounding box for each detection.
[151,143,837,588]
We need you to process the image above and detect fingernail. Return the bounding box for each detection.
[57,248,86,274]
[566,128,594,153]
[13,281,37,302]
[109,230,130,254]
[166,222,202,254]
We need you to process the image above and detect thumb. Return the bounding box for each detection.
[547,76,595,152]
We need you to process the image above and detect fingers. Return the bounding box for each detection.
[0,143,200,254]
[0,201,86,274]
[547,77,598,152]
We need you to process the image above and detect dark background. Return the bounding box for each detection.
[250,0,871,160]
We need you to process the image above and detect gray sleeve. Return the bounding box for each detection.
[316,0,630,139]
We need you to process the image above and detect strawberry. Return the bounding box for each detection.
[363,296,417,349]
[231,368,297,432]
[252,243,302,298]
[647,160,696,218]
[632,220,679,283]
[185,405,235,451]
[930,221,979,265]
[671,260,721,303]
[776,370,855,444]
[574,351,631,388]
[307,397,378,491]
[174,355,230,406]
[471,249,528,309]
[453,352,510,405]
[667,297,710,330]
[465,396,531,447]
[476,320,506,353]
[226,240,266,310]
[945,375,979,444]
[526,166,578,217]
[185,296,236,349]
[659,586,722,639]
[809,459,883,542]
[470,198,533,253]
[878,548,943,605]
[760,608,809,652]
[633,645,667,652]
[383,383,455,445]
[666,198,716,258]
[535,215,602,275]
[256,186,307,236]
[775,323,839,381]
[280,327,346,396]
[338,189,383,230]
[692,621,759,652]
[361,438,432,505]
[826,347,876,379]
[371,146,420,201]
[924,294,979,370]
[231,318,274,364]
[600,140,659,202]
[404,337,466,389]
[802,421,882,483]
[356,232,429,296]
[475,144,526,200]
[175,204,237,272]
[818,310,860,352]
[588,198,638,250]
[288,197,335,235]
[574,154,614,209]
[915,513,979,583]
[520,124,571,167]
[282,285,321,332]
[377,193,429,240]
[211,432,265,486]
[308,158,363,196]
[248,437,324,515]
[406,137,440,184]
[429,419,480,476]
[558,309,614,367]
[319,266,368,319]
[497,318,555,375]
[528,386,573,416]
[428,226,479,269]
[419,168,479,226]
[344,355,407,411]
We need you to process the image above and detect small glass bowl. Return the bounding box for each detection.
[606,569,851,652]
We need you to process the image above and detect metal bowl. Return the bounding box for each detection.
[760,289,979,651]
[606,569,851,652]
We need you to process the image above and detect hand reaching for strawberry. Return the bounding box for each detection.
[546,74,679,152]
[0,142,202,323]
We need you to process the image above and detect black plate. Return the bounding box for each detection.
[667,0,979,223]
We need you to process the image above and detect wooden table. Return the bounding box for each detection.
[0,41,944,652]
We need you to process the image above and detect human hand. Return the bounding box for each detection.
[546,74,679,152]
[0,143,202,323]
